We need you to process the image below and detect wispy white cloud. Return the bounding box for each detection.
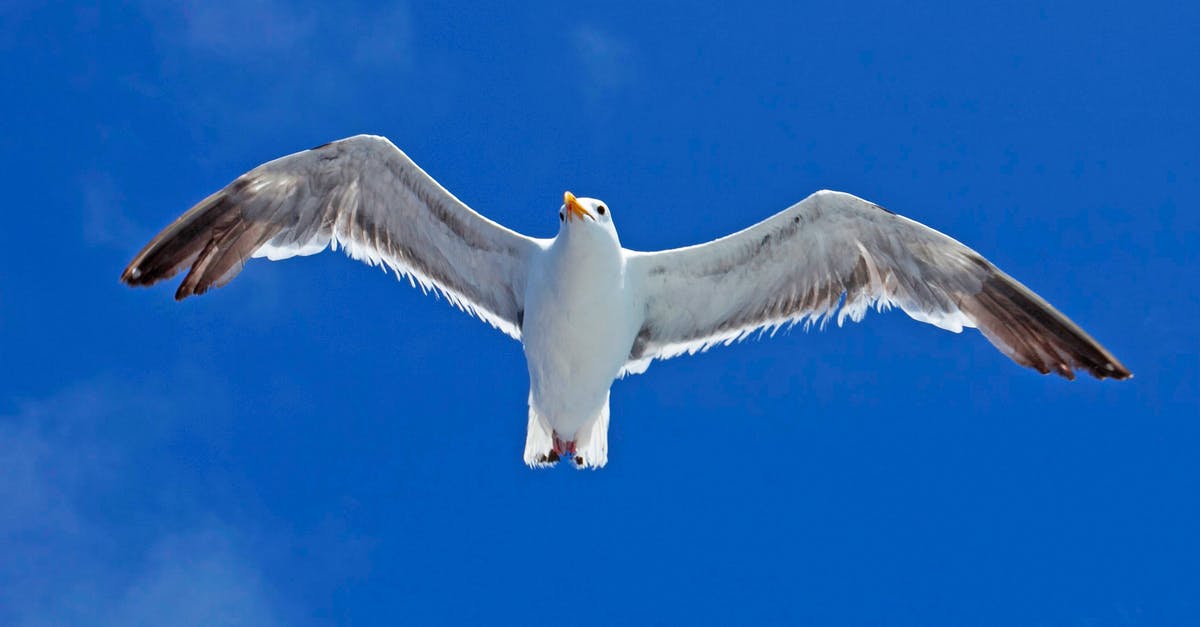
[172,1,316,61]
[0,378,285,627]
[10,527,280,627]
[571,25,637,98]
[137,1,417,143]
[12,527,280,627]
[347,4,414,73]
[108,529,280,627]
[81,170,141,248]
[160,0,414,71]
[0,380,128,541]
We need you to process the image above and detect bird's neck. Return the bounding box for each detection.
[550,227,625,279]
[557,224,620,252]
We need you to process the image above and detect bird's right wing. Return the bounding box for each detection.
[122,135,543,339]
[624,190,1130,380]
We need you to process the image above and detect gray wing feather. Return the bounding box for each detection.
[122,135,539,339]
[624,190,1130,380]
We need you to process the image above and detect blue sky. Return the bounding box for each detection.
[2,1,1197,625]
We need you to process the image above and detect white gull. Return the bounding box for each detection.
[122,135,1131,469]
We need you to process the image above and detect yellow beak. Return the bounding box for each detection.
[563,191,594,222]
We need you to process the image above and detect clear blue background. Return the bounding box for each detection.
[2,2,1197,625]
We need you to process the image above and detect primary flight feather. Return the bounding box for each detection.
[122,135,1131,468]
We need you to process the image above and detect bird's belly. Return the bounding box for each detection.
[522,281,633,437]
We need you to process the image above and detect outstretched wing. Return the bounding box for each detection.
[122,135,542,339]
[624,190,1130,380]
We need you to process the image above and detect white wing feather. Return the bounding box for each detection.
[123,135,542,339]
[624,190,1129,380]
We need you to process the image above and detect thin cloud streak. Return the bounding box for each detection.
[173,1,316,61]
[0,378,284,627]
[81,171,141,249]
[571,25,637,98]
[138,1,417,142]
[109,529,280,627]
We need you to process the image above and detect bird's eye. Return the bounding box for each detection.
[559,211,564,221]
[598,206,607,215]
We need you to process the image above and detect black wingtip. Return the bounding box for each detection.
[1098,361,1134,381]
[966,272,1132,383]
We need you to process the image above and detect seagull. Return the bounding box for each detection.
[122,134,1131,469]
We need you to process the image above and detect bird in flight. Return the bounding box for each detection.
[122,135,1131,469]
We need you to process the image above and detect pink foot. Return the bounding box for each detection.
[552,433,576,456]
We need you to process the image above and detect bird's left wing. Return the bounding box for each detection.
[623,190,1130,379]
[122,135,541,339]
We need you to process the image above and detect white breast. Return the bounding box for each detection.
[522,226,636,439]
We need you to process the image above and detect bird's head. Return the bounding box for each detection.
[559,191,616,239]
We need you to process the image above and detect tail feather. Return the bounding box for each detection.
[523,397,611,469]
[573,397,610,470]
[523,399,557,468]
